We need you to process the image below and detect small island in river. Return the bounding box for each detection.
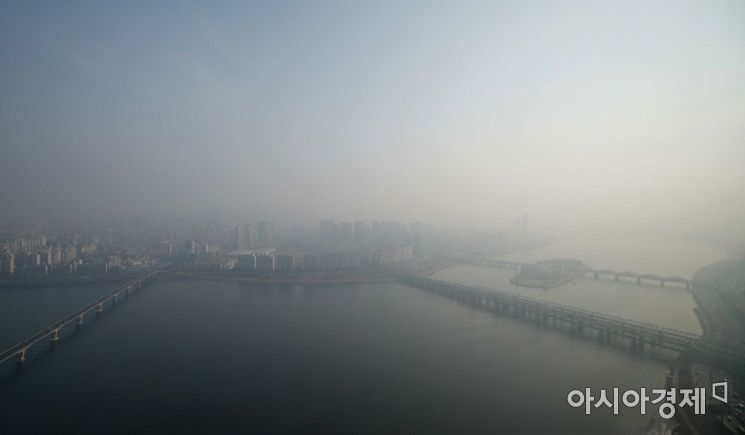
[510,258,588,289]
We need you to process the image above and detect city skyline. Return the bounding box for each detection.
[1,3,744,433]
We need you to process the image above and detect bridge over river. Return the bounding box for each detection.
[397,274,745,372]
[455,257,695,290]
[2,268,740,375]
[0,270,163,367]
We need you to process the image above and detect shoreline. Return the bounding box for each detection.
[669,258,745,435]
[0,275,135,289]
[163,269,396,286]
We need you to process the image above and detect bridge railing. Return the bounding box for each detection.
[0,270,162,365]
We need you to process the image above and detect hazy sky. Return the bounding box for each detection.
[1,1,744,234]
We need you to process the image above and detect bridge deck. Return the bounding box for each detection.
[398,274,744,370]
[449,257,692,286]
[0,270,161,366]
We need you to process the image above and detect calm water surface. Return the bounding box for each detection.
[0,236,726,434]
[1,279,667,434]
[0,283,121,349]
[435,234,726,334]
[433,266,701,333]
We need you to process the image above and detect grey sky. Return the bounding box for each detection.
[1,1,744,235]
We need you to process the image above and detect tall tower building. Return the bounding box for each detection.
[257,221,270,245]
[1,253,14,275]
[234,225,246,250]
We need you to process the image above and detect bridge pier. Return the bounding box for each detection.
[630,335,646,351]
[96,303,104,315]
[614,274,619,282]
[77,313,84,326]
[397,276,719,363]
[660,280,665,288]
[598,328,611,342]
[18,347,27,363]
[49,328,60,342]
[636,277,641,285]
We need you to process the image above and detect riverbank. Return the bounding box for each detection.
[0,274,136,289]
[166,268,395,286]
[673,258,745,434]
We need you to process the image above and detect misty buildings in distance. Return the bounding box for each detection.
[0,233,138,280]
[0,213,551,283]
[0,218,447,282]
[233,220,435,274]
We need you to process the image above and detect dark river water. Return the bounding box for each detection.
[1,278,675,434]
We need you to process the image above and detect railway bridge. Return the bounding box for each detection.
[397,274,744,371]
[453,258,693,290]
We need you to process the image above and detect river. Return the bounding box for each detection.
[0,235,727,434]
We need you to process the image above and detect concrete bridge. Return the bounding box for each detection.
[587,269,691,289]
[451,257,692,290]
[397,274,745,371]
[0,270,163,367]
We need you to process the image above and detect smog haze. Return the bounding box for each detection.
[1,1,744,238]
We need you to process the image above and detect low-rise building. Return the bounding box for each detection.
[256,254,274,273]
[238,253,256,271]
[274,255,295,272]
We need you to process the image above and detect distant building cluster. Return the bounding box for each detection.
[236,246,414,273]
[1,236,80,277]
[319,220,410,249]
[182,239,210,257]
[0,217,439,280]
[228,219,436,274]
[1,232,154,279]
[232,221,271,251]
